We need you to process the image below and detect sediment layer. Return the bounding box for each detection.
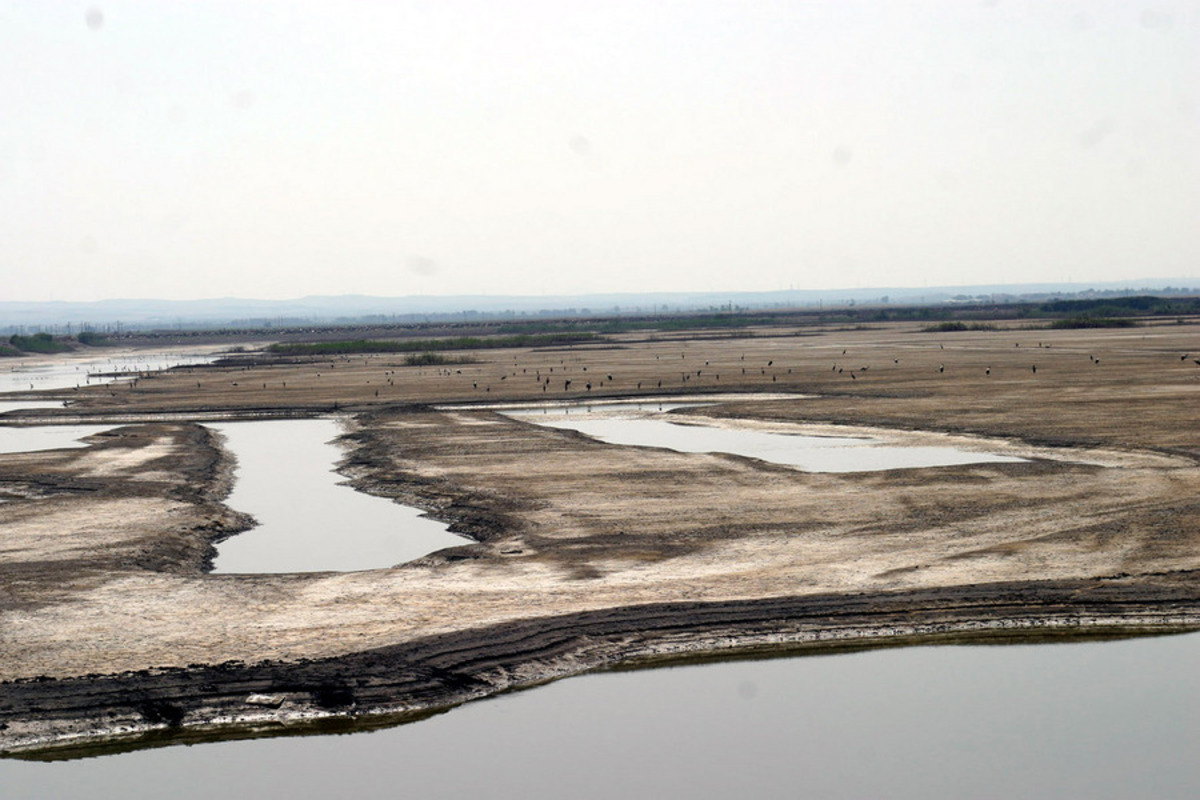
[4,321,1199,756]
[5,574,1197,757]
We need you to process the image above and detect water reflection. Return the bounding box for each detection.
[505,405,1026,473]
[3,632,1197,799]
[0,401,66,416]
[0,348,221,394]
[0,347,220,455]
[0,424,115,455]
[208,419,468,573]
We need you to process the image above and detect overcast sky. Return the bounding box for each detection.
[1,1,1197,302]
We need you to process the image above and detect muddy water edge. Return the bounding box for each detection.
[2,395,1198,756]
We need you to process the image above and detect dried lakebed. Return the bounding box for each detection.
[2,400,1199,756]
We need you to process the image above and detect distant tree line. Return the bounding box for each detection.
[1048,317,1139,329]
[920,322,998,333]
[1,330,113,357]
[267,332,602,356]
[403,352,473,366]
[494,314,782,336]
[5,332,73,355]
[11,294,1195,355]
[75,331,111,345]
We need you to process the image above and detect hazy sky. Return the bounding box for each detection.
[1,1,1197,302]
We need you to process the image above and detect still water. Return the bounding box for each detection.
[3,401,1191,795]
[0,347,221,458]
[208,419,467,573]
[0,348,221,394]
[3,632,1197,799]
[0,424,115,455]
[0,401,65,415]
[505,404,1026,472]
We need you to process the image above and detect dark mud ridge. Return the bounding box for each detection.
[4,572,1198,758]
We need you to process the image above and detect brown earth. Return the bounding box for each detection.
[2,319,1198,755]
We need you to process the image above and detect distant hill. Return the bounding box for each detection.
[2,280,1197,333]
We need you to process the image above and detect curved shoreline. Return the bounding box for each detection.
[5,576,1199,758]
[3,405,1198,756]
[5,323,1200,760]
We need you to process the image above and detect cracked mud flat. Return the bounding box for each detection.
[2,322,1199,756]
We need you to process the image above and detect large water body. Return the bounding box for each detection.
[208,419,467,573]
[3,631,1197,799]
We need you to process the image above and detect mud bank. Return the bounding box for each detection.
[5,576,1198,757]
[4,406,1199,756]
[4,322,1200,756]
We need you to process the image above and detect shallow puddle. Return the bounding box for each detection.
[505,403,1025,472]
[208,419,468,574]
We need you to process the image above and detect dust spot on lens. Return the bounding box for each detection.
[1077,118,1116,148]
[85,7,104,31]
[406,256,439,277]
[231,90,256,110]
[1140,9,1174,30]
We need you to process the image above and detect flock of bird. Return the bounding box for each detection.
[28,338,1191,407]
[150,340,1200,404]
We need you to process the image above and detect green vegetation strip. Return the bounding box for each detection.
[920,322,998,333]
[495,314,782,335]
[403,352,472,366]
[268,332,602,356]
[76,331,111,346]
[1037,295,1200,316]
[7,333,73,354]
[1049,317,1138,329]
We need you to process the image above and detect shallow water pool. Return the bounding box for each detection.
[0,349,221,394]
[505,404,1026,472]
[0,424,116,455]
[208,418,468,574]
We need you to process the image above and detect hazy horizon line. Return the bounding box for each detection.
[7,276,1200,308]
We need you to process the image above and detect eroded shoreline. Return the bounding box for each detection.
[6,579,1198,758]
[4,322,1200,756]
